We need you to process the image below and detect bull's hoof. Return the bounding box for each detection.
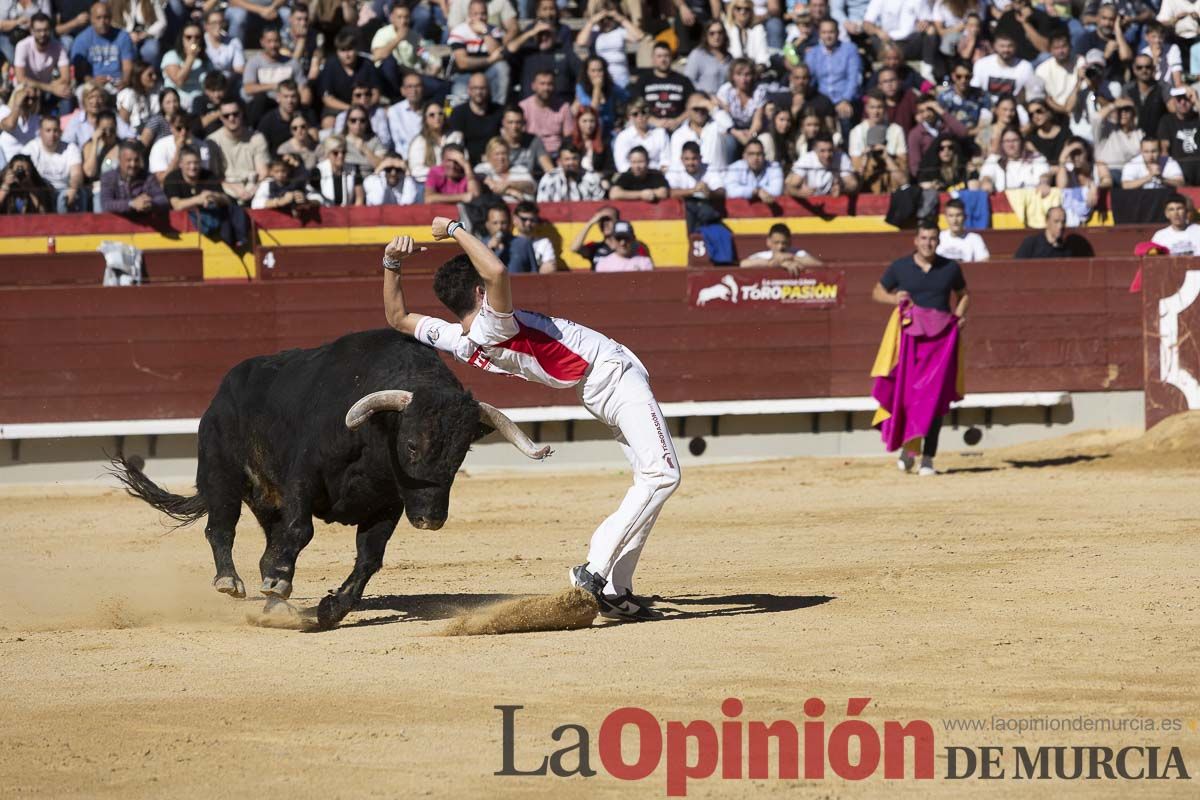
[260,577,293,599]
[214,575,246,598]
[316,594,345,631]
[246,597,317,630]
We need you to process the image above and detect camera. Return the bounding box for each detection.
[1084,64,1103,81]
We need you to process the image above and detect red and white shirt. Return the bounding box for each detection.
[414,299,623,389]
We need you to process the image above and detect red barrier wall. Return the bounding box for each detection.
[0,258,1143,425]
[1141,259,1200,428]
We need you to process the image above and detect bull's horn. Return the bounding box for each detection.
[478,403,553,460]
[345,390,414,429]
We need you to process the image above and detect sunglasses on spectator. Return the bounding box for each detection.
[290,122,307,130]
[952,72,969,80]
[1029,107,1046,115]
[629,109,645,116]
[349,116,367,123]
[383,166,402,173]
[221,111,241,119]
[517,215,536,223]
[689,105,708,112]
[1134,63,1153,70]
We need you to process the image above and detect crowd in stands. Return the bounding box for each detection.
[2,0,1200,266]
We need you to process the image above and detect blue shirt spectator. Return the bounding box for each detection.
[805,20,862,106]
[69,2,134,87]
[723,141,784,201]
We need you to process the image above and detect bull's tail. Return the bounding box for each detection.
[108,455,208,527]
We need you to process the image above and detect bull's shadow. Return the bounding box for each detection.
[334,591,834,629]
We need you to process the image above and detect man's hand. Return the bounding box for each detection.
[130,194,152,212]
[385,234,417,261]
[431,216,456,239]
[895,290,910,305]
[678,5,695,26]
[956,313,967,328]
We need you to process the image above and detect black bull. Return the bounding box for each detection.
[111,329,550,629]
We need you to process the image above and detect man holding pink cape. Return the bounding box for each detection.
[870,219,970,476]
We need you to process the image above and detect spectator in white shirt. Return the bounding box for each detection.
[668,92,734,173]
[970,32,1035,104]
[785,133,859,197]
[0,86,42,161]
[739,222,822,273]
[202,9,245,75]
[1151,193,1200,254]
[979,127,1051,191]
[724,139,783,203]
[936,198,990,262]
[363,155,419,206]
[21,114,84,211]
[1121,138,1185,188]
[862,0,937,72]
[1034,30,1084,115]
[613,98,670,172]
[386,73,425,159]
[666,140,724,197]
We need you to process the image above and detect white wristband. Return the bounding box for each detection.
[382,255,402,272]
[446,220,462,238]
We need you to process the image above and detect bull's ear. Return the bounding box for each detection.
[473,421,496,443]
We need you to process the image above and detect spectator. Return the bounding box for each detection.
[571,105,615,177]
[1151,193,1200,254]
[100,140,166,214]
[976,94,1020,156]
[363,154,419,206]
[936,198,989,262]
[970,32,1035,105]
[668,92,733,173]
[514,1,579,103]
[201,9,244,78]
[1026,99,1069,163]
[1067,51,1114,141]
[448,72,504,164]
[407,100,454,190]
[916,134,973,191]
[446,0,517,39]
[320,28,381,130]
[499,106,553,178]
[613,98,669,172]
[52,0,91,53]
[192,71,229,137]
[309,0,357,47]
[115,61,161,147]
[519,68,575,158]
[794,109,838,157]
[717,57,768,148]
[278,117,320,173]
[0,153,54,213]
[251,157,313,211]
[673,0,721,58]
[477,203,520,265]
[570,205,649,267]
[309,135,364,206]
[574,55,627,140]
[723,0,769,69]
[594,220,654,271]
[1071,4,1133,87]
[279,4,319,84]
[386,73,426,159]
[979,128,1050,191]
[1034,31,1083,116]
[685,19,732,95]
[631,40,694,131]
[848,90,907,191]
[993,0,1064,64]
[1122,137,1185,189]
[80,108,119,190]
[785,133,858,197]
[207,99,269,204]
[242,28,307,119]
[927,0,972,63]
[13,13,72,116]
[225,0,289,48]
[536,143,607,201]
[1093,98,1142,184]
[906,94,967,176]
[1141,21,1184,88]
[69,2,134,92]
[739,222,821,272]
[475,136,535,202]
[609,144,670,201]
[65,83,135,148]
[766,64,835,132]
[342,104,387,172]
[1126,53,1167,140]
[1156,88,1200,185]
[371,3,422,97]
[875,67,917,132]
[334,85,390,147]
[666,139,724,197]
[937,62,991,138]
[447,0,511,106]
[21,115,84,211]
[164,146,250,248]
[108,0,164,66]
[577,1,643,89]
[759,106,798,171]
[0,87,42,162]
[508,199,559,273]
[862,0,937,71]
[257,80,316,153]
[724,139,783,203]
[137,87,178,147]
[161,22,210,110]
[1055,137,1110,225]
[805,19,861,138]
[149,111,213,181]
[1013,206,1095,258]
[1158,0,1200,74]
[424,143,481,203]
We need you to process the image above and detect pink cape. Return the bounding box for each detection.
[871,304,962,452]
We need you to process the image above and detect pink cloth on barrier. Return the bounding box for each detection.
[871,302,962,452]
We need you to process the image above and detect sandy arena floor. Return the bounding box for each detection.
[1,421,1198,799]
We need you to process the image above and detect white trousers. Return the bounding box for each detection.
[577,353,681,597]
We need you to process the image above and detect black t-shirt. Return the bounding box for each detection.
[1030,126,1069,163]
[1013,232,1094,259]
[163,168,222,200]
[995,9,1065,63]
[613,169,669,192]
[632,68,695,120]
[447,101,505,164]
[1129,82,1168,140]
[257,108,318,154]
[1156,112,1200,177]
[191,95,224,137]
[879,255,967,312]
[766,87,834,121]
[319,57,380,106]
[54,0,91,27]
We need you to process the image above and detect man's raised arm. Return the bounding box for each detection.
[382,235,427,336]
[431,215,513,313]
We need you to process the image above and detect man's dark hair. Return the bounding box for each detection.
[334,28,358,52]
[433,254,484,318]
[96,109,116,125]
[557,143,579,158]
[30,11,50,26]
[653,40,673,53]
[1146,21,1165,37]
[994,30,1016,43]
[865,88,886,105]
[810,132,834,145]
[178,145,202,160]
[533,68,555,82]
[945,198,965,213]
[628,145,649,160]
[917,217,940,233]
[1048,30,1070,47]
[203,71,229,92]
[768,223,791,238]
[277,79,299,94]
[514,200,538,217]
[681,141,701,156]
[118,139,145,158]
[442,142,464,156]
[1165,193,1189,208]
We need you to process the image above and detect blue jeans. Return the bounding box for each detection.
[226,3,291,45]
[55,188,92,214]
[410,0,448,43]
[764,16,786,51]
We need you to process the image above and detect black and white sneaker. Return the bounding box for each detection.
[568,564,606,598]
[598,591,664,622]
